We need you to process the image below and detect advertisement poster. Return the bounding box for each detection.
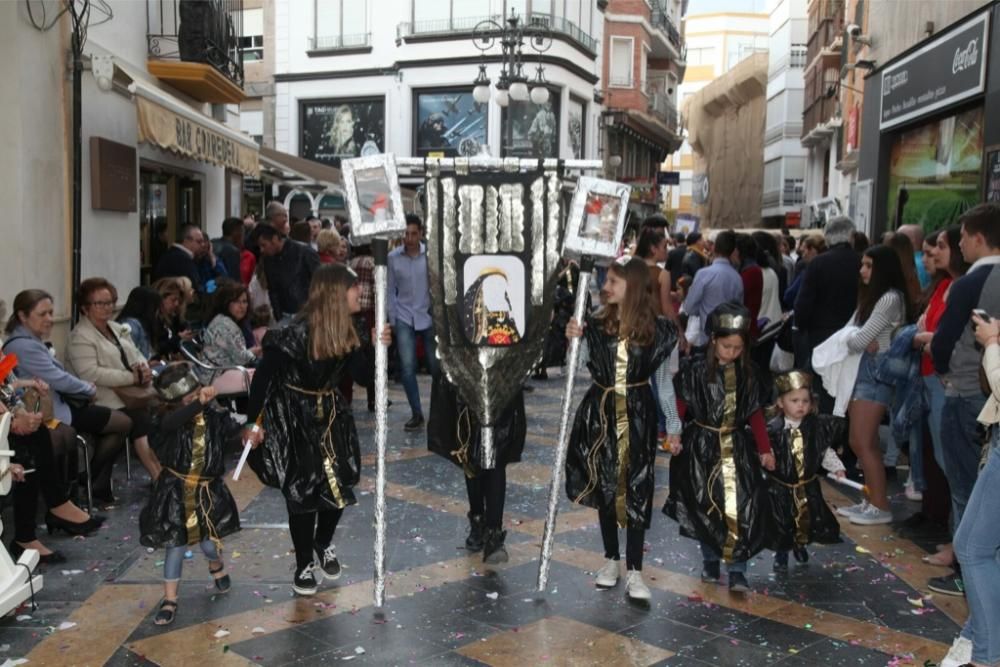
[300,99,385,168]
[415,90,488,158]
[503,94,560,158]
[567,97,585,159]
[886,106,984,233]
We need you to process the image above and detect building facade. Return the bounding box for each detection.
[762,0,808,226]
[664,10,769,219]
[601,0,686,218]
[272,0,606,206]
[1,0,258,341]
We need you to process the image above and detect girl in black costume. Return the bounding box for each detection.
[766,370,845,573]
[243,264,391,596]
[663,302,775,594]
[427,378,525,564]
[564,257,680,602]
[140,365,240,626]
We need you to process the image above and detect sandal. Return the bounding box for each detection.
[209,562,231,593]
[154,599,178,626]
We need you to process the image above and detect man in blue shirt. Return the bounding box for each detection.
[681,230,743,348]
[389,215,440,430]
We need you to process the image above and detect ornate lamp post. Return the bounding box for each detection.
[471,10,552,108]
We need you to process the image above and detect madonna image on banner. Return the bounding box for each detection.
[300,98,385,167]
[461,255,526,347]
[415,90,488,158]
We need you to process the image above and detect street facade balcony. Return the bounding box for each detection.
[802,94,838,145]
[805,0,844,68]
[146,0,246,104]
[309,32,372,53]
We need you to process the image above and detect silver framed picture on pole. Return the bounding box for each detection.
[562,176,630,260]
[341,154,407,243]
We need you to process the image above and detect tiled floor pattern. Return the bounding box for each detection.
[1,373,964,666]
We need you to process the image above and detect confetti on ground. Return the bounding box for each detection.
[57,622,77,631]
[486,592,499,600]
[251,627,266,634]
[214,630,230,639]
[855,546,871,554]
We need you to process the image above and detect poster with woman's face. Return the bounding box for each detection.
[415,91,488,158]
[503,94,560,158]
[567,97,585,160]
[301,99,385,167]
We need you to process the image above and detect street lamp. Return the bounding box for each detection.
[472,10,552,108]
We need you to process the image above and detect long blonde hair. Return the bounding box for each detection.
[302,264,360,359]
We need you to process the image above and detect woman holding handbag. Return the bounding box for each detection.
[4,289,129,499]
[66,278,162,493]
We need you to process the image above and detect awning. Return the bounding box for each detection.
[129,80,259,177]
[258,147,345,195]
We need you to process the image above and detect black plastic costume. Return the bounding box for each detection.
[541,261,582,368]
[663,355,770,563]
[766,414,843,550]
[427,376,526,476]
[565,316,677,529]
[140,400,240,548]
[246,319,367,514]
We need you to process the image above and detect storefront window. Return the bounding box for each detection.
[886,106,984,233]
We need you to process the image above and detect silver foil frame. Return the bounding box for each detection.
[341,153,408,244]
[562,176,631,261]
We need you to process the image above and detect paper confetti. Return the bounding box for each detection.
[486,592,499,600]
[214,630,231,639]
[251,627,266,635]
[58,622,77,631]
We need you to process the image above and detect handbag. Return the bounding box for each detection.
[60,392,93,410]
[113,384,159,410]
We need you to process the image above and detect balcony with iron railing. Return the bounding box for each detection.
[396,12,597,54]
[805,17,842,70]
[648,93,679,134]
[146,0,245,103]
[802,95,838,143]
[650,6,684,54]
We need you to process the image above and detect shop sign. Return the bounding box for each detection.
[136,97,259,176]
[880,11,989,130]
[657,171,681,186]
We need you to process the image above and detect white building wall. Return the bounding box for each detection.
[274,0,603,161]
[762,0,807,220]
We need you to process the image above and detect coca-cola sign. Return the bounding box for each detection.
[879,11,989,130]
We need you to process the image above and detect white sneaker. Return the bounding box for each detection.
[849,503,893,525]
[594,559,620,588]
[940,636,973,667]
[836,501,868,517]
[904,482,923,502]
[625,571,652,601]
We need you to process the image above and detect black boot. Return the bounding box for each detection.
[792,546,809,563]
[465,513,485,552]
[482,527,509,564]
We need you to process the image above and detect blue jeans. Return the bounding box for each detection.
[907,420,926,491]
[699,542,747,573]
[394,320,439,417]
[940,394,987,528]
[164,538,220,581]
[956,431,1000,666]
[923,375,947,470]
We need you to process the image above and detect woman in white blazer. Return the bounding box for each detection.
[66,278,162,490]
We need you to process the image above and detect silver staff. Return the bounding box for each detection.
[372,238,390,607]
[537,256,594,592]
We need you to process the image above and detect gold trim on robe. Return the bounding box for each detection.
[720,365,739,562]
[790,428,811,545]
[184,413,208,545]
[614,338,630,528]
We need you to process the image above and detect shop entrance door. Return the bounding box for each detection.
[139,168,202,285]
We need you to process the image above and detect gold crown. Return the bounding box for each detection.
[714,313,749,332]
[774,370,812,395]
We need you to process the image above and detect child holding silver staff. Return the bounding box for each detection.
[662,302,775,594]
[242,264,391,597]
[563,256,680,602]
[765,370,845,574]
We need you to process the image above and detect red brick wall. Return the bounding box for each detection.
[604,20,650,112]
